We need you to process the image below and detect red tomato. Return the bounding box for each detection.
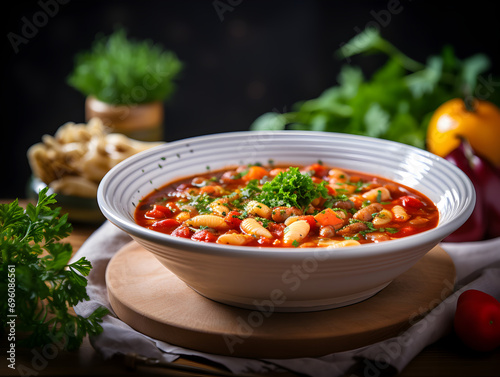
[191,229,218,243]
[305,163,329,178]
[171,225,192,238]
[150,219,181,233]
[257,237,273,246]
[391,226,418,238]
[399,196,424,209]
[224,211,242,229]
[145,204,173,219]
[243,166,268,181]
[454,290,500,352]
[298,215,318,229]
[326,184,336,196]
[267,222,286,238]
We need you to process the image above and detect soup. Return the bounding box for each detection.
[134,162,439,248]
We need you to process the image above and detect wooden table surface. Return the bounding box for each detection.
[2,199,500,376]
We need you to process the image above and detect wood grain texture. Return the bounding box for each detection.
[106,241,456,359]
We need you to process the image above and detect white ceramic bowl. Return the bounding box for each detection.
[98,131,474,312]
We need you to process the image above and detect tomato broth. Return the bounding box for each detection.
[134,163,439,248]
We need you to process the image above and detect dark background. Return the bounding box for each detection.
[3,0,500,198]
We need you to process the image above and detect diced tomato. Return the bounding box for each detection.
[305,163,329,178]
[326,184,336,196]
[171,225,192,238]
[297,215,318,229]
[224,211,243,229]
[267,222,286,238]
[399,196,424,209]
[220,171,243,185]
[191,229,218,243]
[257,237,273,246]
[199,185,224,196]
[391,226,418,238]
[150,218,180,233]
[314,208,343,227]
[243,166,268,181]
[350,195,365,209]
[145,204,173,219]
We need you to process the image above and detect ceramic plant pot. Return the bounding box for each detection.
[85,96,164,141]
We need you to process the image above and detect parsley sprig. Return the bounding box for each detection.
[0,188,108,350]
[257,167,329,210]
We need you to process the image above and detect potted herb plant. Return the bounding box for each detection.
[67,29,182,141]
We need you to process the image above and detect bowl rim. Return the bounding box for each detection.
[98,130,475,259]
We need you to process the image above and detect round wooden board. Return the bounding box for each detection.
[106,242,456,359]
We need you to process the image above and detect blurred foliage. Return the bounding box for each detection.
[251,28,500,149]
[68,29,182,105]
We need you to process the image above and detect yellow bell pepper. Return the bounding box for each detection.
[426,98,500,167]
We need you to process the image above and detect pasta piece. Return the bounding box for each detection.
[362,187,391,203]
[353,203,383,222]
[392,205,410,222]
[185,215,229,230]
[332,183,357,195]
[284,216,300,226]
[372,209,393,226]
[298,242,317,248]
[240,218,273,239]
[317,239,339,248]
[210,200,230,216]
[409,216,429,226]
[328,168,350,183]
[318,239,361,248]
[216,233,254,246]
[283,220,310,246]
[331,239,361,248]
[245,200,272,219]
[175,211,192,222]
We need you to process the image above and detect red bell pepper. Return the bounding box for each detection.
[444,140,486,242]
[470,150,500,239]
[444,138,500,241]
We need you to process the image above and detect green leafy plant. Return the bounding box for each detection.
[68,29,182,105]
[251,28,499,149]
[0,188,107,350]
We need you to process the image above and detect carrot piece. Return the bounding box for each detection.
[243,166,269,181]
[326,184,336,196]
[314,208,343,227]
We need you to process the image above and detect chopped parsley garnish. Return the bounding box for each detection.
[188,193,216,214]
[256,167,330,211]
[239,179,261,200]
[254,217,271,228]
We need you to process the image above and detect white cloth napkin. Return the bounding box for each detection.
[72,222,500,376]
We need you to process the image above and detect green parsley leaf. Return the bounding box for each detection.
[188,193,216,214]
[250,28,500,150]
[256,167,329,211]
[0,188,108,351]
[239,179,262,200]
